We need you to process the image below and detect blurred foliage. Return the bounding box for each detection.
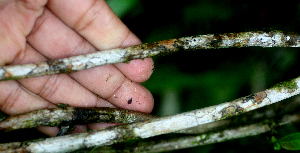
[277,133,300,150]
[109,0,300,152]
[106,0,140,18]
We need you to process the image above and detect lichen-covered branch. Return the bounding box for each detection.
[92,113,300,153]
[178,97,300,135]
[1,31,299,81]
[0,107,154,132]
[0,76,300,152]
[82,98,300,152]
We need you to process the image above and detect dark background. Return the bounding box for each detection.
[1,1,300,152]
[113,0,300,152]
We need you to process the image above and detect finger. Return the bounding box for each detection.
[48,0,131,50]
[47,0,154,82]
[72,70,154,113]
[106,79,154,113]
[37,126,59,137]
[110,31,154,83]
[115,58,155,83]
[87,123,119,131]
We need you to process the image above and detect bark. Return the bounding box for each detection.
[0,107,154,132]
[0,31,299,81]
[92,113,300,153]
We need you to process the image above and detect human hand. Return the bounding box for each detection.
[0,0,154,136]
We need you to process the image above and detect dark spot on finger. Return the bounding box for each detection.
[128,98,132,104]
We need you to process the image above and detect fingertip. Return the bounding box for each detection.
[137,91,154,114]
[124,86,154,113]
[107,79,154,114]
[37,126,59,137]
[115,58,155,83]
[65,125,87,135]
[87,123,119,130]
[115,30,155,83]
[135,87,154,113]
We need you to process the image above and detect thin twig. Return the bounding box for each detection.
[0,31,299,81]
[0,76,299,152]
[0,107,154,132]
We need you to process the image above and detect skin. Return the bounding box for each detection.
[0,0,154,136]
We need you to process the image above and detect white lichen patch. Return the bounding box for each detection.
[0,68,5,79]
[5,64,37,77]
[84,130,117,147]
[134,115,200,139]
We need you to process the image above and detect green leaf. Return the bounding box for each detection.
[278,133,300,150]
[270,136,277,143]
[273,142,281,150]
[106,0,140,18]
[58,103,70,109]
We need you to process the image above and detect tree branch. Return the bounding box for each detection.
[91,113,300,153]
[0,31,299,81]
[0,107,154,132]
[80,97,300,152]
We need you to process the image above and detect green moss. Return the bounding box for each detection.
[191,134,208,145]
[220,105,244,120]
[47,122,60,127]
[58,103,70,109]
[271,78,298,92]
[24,120,36,127]
[117,125,139,142]
[23,118,60,128]
[1,76,25,81]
